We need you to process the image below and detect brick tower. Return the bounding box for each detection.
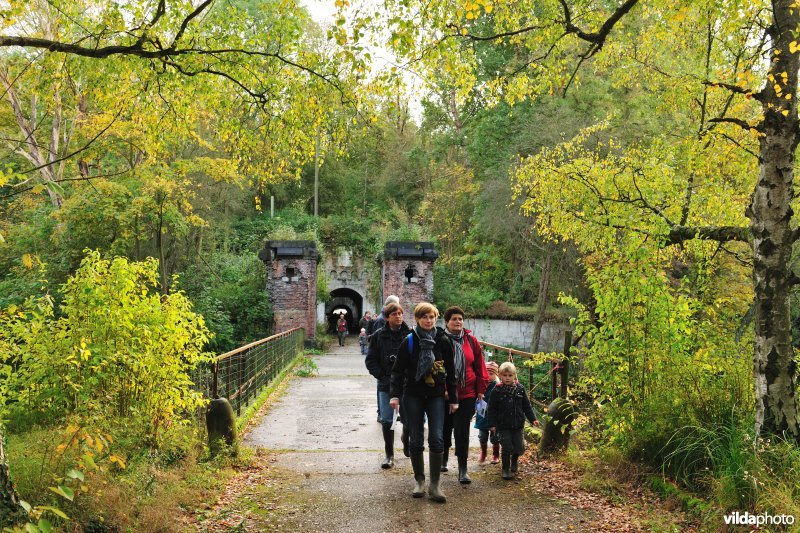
[381,241,438,326]
[259,240,319,340]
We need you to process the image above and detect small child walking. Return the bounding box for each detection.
[486,361,539,480]
[359,327,368,356]
[475,360,501,464]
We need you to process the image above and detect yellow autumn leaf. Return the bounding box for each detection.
[782,109,790,116]
[21,254,33,269]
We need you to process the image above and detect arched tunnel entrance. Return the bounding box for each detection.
[326,288,363,334]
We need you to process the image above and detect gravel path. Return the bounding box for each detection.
[198,339,600,532]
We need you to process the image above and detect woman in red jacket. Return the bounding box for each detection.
[442,306,488,484]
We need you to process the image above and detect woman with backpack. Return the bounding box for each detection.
[389,302,457,503]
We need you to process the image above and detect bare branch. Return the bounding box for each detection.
[708,116,759,131]
[703,80,763,101]
[445,22,545,42]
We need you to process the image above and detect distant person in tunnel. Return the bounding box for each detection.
[336,314,348,346]
[365,302,410,469]
[390,302,457,503]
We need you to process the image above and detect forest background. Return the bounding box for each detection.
[0,0,799,530]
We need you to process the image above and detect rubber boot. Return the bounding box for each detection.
[501,452,512,480]
[491,443,500,464]
[381,424,394,469]
[511,454,519,473]
[457,455,471,484]
[401,425,410,458]
[428,452,447,503]
[478,443,488,464]
[410,451,425,498]
[441,448,449,472]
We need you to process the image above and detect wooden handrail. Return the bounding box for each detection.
[215,327,303,362]
[478,339,560,363]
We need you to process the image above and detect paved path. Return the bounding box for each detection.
[214,339,595,532]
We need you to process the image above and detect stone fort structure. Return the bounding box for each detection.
[260,241,438,341]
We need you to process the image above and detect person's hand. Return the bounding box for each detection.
[449,403,459,414]
[533,420,540,427]
[489,427,496,433]
[477,393,484,401]
[389,398,400,411]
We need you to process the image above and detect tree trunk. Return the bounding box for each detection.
[531,246,553,353]
[0,428,22,524]
[750,0,800,442]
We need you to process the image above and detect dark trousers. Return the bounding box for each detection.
[338,331,345,345]
[445,397,476,459]
[404,394,445,453]
[478,428,499,445]
[498,428,526,455]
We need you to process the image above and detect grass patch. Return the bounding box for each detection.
[646,476,710,518]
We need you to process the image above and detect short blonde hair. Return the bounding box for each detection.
[413,302,439,321]
[498,362,517,376]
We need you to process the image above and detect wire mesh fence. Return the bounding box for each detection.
[205,328,305,415]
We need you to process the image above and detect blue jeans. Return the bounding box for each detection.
[377,391,394,426]
[403,394,445,454]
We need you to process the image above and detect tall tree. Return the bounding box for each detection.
[371,0,800,441]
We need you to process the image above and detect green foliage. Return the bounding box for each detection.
[560,241,752,445]
[181,252,272,353]
[294,355,319,378]
[0,250,211,443]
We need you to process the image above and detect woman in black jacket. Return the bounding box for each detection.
[389,302,457,503]
[364,302,410,469]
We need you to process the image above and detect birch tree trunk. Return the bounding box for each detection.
[751,0,800,442]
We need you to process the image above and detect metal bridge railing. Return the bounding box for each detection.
[210,328,305,415]
[478,331,572,409]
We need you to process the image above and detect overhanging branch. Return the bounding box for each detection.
[667,225,749,245]
[560,0,640,57]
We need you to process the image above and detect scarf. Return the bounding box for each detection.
[444,329,466,388]
[413,326,437,383]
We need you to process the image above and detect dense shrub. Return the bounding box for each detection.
[0,250,212,443]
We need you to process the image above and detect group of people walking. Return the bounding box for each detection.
[364,297,539,503]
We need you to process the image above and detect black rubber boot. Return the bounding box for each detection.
[428,452,446,502]
[457,455,471,484]
[401,425,410,458]
[410,451,425,498]
[501,452,512,480]
[381,424,394,469]
[441,448,449,472]
[511,454,519,473]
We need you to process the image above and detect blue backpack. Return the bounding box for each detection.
[406,332,413,353]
